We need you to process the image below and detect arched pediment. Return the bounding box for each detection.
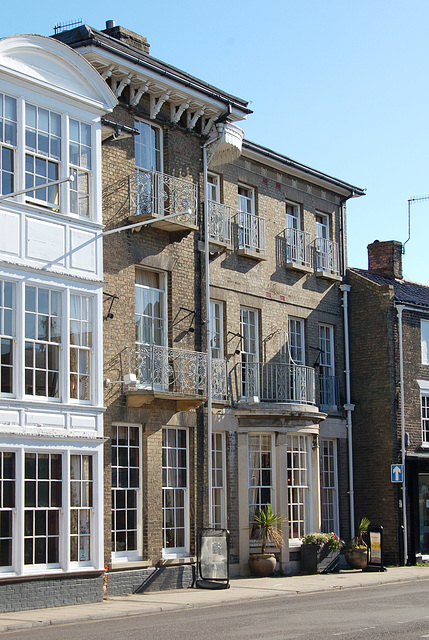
[0,34,117,113]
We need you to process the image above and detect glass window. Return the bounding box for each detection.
[69,119,92,218]
[212,432,226,529]
[248,434,274,530]
[210,301,224,360]
[422,394,429,444]
[24,453,62,566]
[287,434,310,540]
[25,104,61,207]
[0,93,17,196]
[286,202,300,230]
[207,173,220,203]
[70,294,92,401]
[240,308,259,399]
[316,213,329,240]
[111,426,140,557]
[24,286,61,399]
[320,439,339,534]
[134,121,162,172]
[422,321,429,365]
[162,427,188,553]
[70,455,93,562]
[0,451,15,568]
[289,318,305,365]
[135,270,166,347]
[0,280,14,395]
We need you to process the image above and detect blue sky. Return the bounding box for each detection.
[3,0,429,283]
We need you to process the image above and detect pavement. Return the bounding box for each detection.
[0,566,428,634]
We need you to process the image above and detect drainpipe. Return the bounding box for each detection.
[340,283,355,540]
[396,303,408,564]
[202,132,221,527]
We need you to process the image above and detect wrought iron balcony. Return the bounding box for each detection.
[237,212,265,258]
[208,200,232,247]
[135,344,207,395]
[315,238,340,276]
[211,357,228,401]
[319,374,340,412]
[129,169,198,230]
[240,362,316,405]
[286,228,311,269]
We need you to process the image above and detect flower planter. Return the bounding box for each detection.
[248,553,277,577]
[345,547,368,569]
[301,544,340,574]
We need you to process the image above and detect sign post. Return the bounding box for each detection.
[196,528,230,589]
[391,464,403,483]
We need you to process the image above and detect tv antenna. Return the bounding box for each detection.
[403,195,429,254]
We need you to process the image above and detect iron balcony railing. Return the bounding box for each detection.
[208,200,231,245]
[136,344,207,395]
[211,357,228,401]
[315,238,340,275]
[319,374,339,411]
[130,169,198,227]
[286,228,311,267]
[241,362,316,405]
[238,212,265,253]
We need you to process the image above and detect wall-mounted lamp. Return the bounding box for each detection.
[103,292,119,320]
[105,373,137,388]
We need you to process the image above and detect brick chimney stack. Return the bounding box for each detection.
[103,21,150,54]
[367,240,403,279]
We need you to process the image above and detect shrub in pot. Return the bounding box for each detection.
[248,504,285,577]
[345,517,370,569]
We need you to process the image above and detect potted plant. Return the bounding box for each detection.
[248,504,285,577]
[345,517,370,569]
[301,532,343,573]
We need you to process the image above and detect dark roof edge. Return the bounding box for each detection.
[53,25,252,115]
[243,140,365,196]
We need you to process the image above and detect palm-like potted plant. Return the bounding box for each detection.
[345,517,370,569]
[248,504,285,577]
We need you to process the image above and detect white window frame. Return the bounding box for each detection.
[288,317,305,365]
[111,424,142,562]
[210,300,224,360]
[0,450,15,570]
[318,324,335,377]
[207,172,220,203]
[134,120,163,172]
[287,434,311,542]
[212,432,227,529]
[248,433,275,546]
[24,284,62,400]
[135,269,167,348]
[286,201,300,230]
[320,439,339,534]
[0,445,101,576]
[0,279,15,397]
[23,451,62,569]
[421,320,429,365]
[316,212,330,240]
[162,427,189,557]
[0,93,95,218]
[0,92,17,197]
[69,118,92,218]
[69,293,93,403]
[240,307,259,399]
[70,454,93,565]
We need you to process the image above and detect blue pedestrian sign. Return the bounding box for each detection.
[391,464,403,483]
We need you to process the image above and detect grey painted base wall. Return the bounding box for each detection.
[107,564,195,596]
[0,572,103,614]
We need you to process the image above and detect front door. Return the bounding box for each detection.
[418,473,429,556]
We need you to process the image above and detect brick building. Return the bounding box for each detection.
[348,240,429,565]
[54,21,365,591]
[0,34,116,610]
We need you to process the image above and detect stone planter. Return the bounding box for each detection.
[301,544,340,574]
[345,547,368,569]
[248,553,277,577]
